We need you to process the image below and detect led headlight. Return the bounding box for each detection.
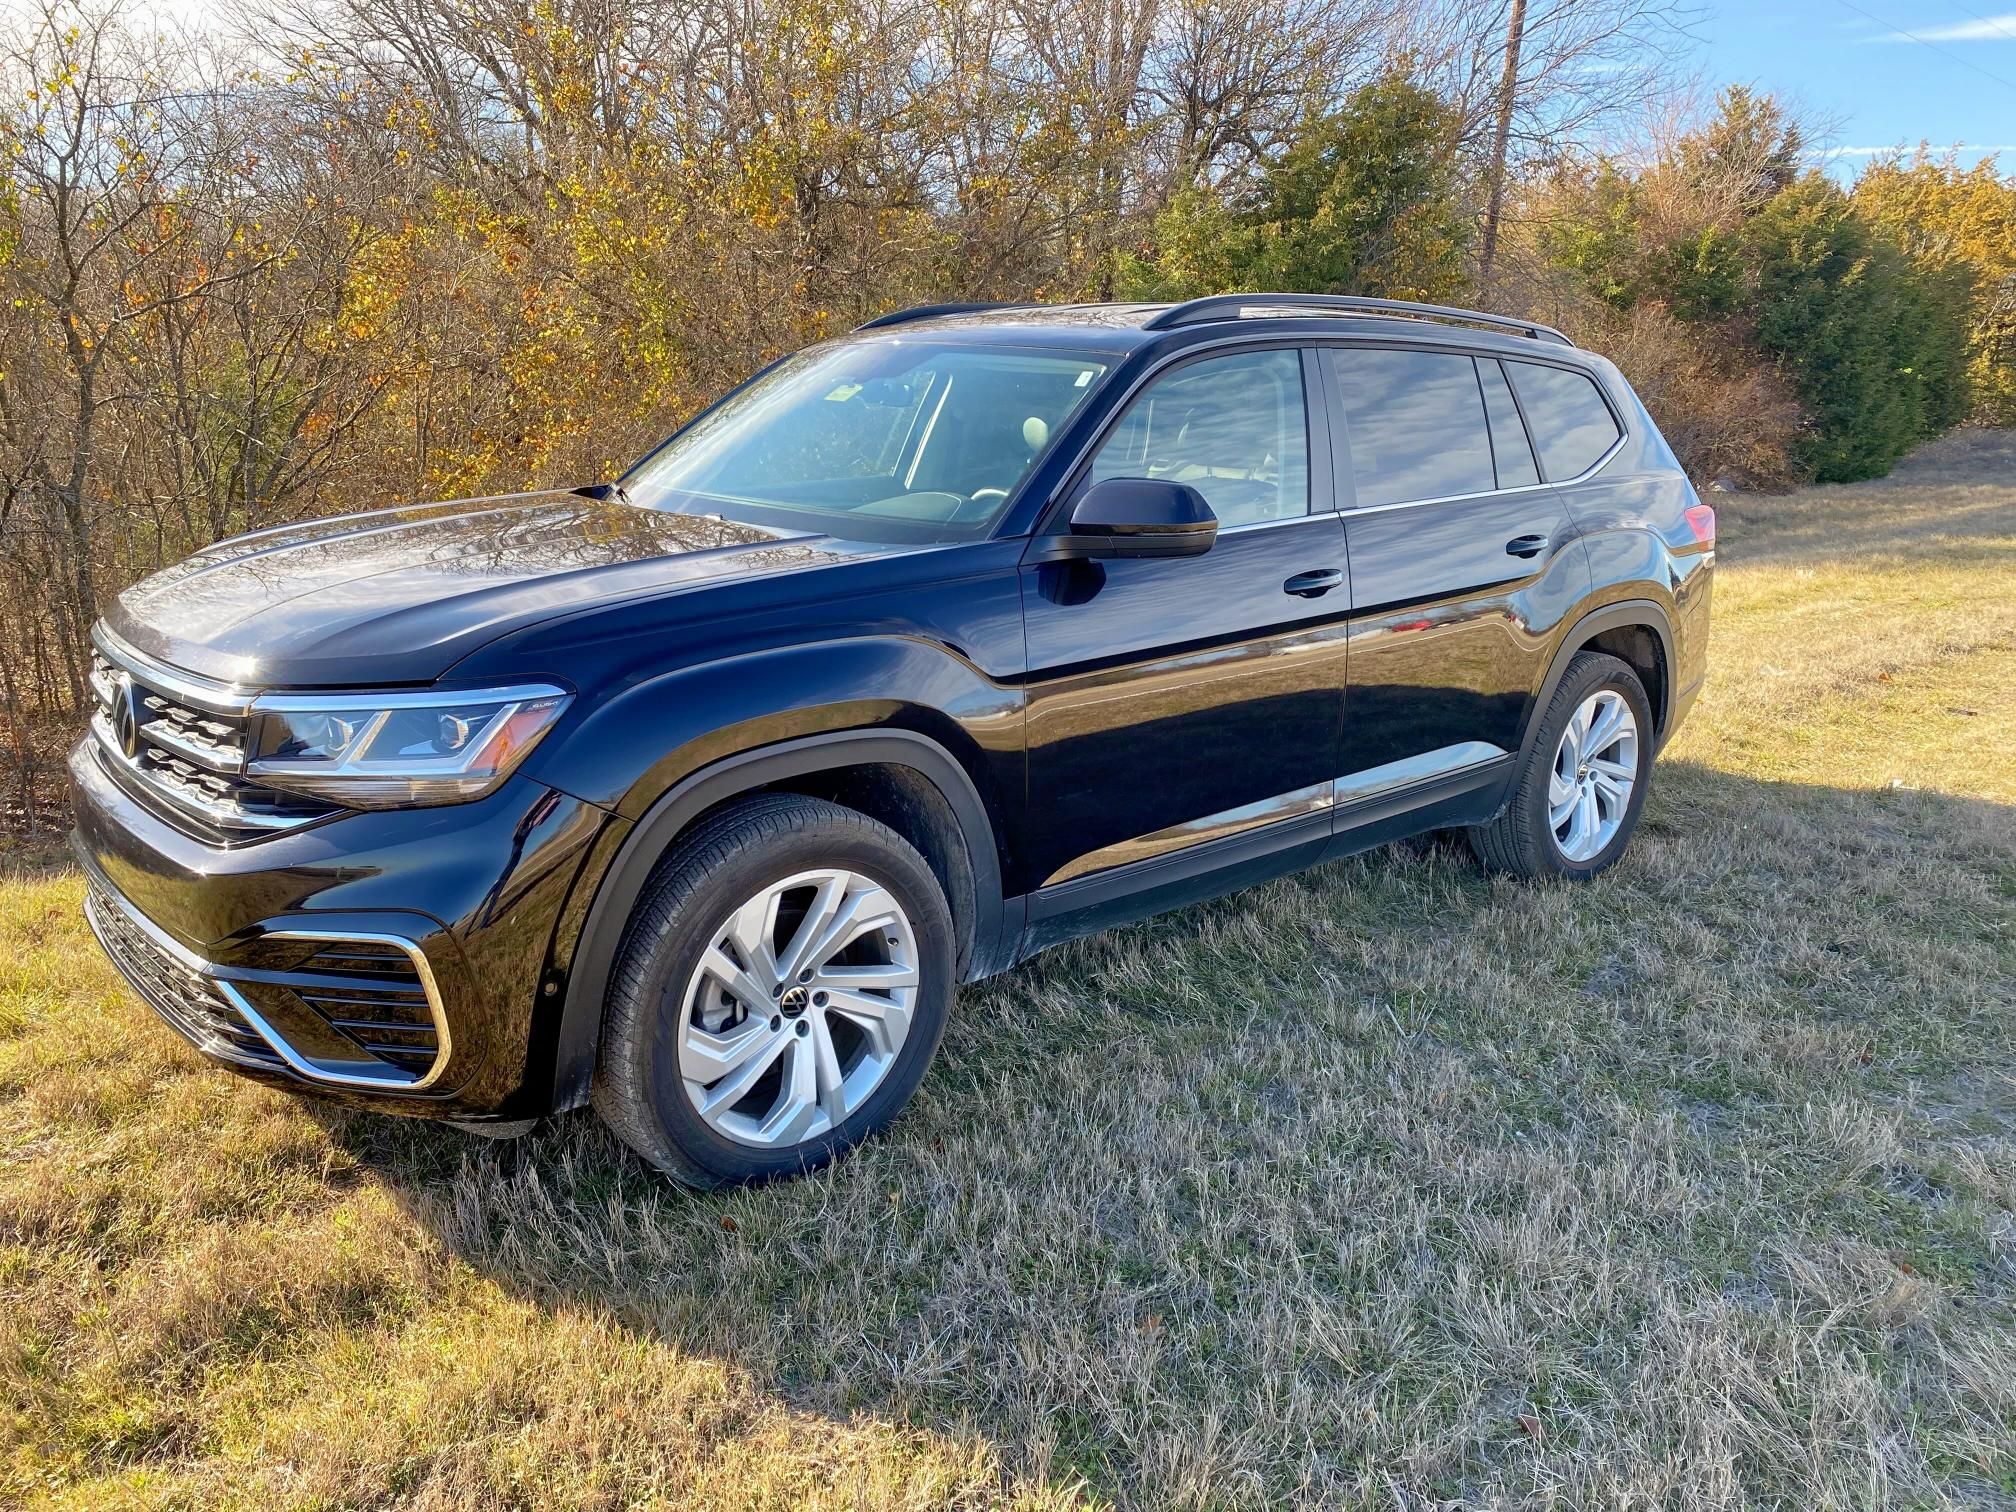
[246,684,571,808]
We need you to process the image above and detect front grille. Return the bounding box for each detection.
[139,688,245,766]
[89,642,338,839]
[85,878,281,1069]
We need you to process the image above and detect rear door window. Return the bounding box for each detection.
[1327,348,1496,508]
[1504,361,1621,480]
[1477,359,1540,488]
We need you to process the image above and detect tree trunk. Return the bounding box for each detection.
[1478,0,1527,285]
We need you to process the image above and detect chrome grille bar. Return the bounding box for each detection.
[88,630,337,838]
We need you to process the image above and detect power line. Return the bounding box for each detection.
[1938,0,2016,48]
[1827,0,2016,96]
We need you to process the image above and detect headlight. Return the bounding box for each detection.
[246,684,571,808]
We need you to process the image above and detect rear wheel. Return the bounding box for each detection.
[1468,651,1653,881]
[592,793,955,1187]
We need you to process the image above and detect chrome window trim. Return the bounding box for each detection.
[1333,430,1629,518]
[1498,353,1629,486]
[1075,343,1318,532]
[1027,333,1333,537]
[1321,343,1629,516]
[86,877,453,1092]
[1216,511,1338,537]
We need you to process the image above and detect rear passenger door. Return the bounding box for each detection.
[1323,345,1596,792]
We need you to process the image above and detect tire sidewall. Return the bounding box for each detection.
[1528,656,1654,881]
[628,820,954,1185]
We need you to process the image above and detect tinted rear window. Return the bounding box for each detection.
[1477,359,1540,488]
[1329,349,1495,508]
[1505,361,1621,480]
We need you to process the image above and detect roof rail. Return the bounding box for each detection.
[1141,293,1574,347]
[854,301,1026,332]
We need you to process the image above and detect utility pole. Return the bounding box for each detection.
[1478,0,1527,284]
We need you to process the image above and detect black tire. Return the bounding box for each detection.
[1468,651,1654,881]
[591,793,956,1188]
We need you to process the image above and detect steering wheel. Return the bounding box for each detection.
[970,487,1010,504]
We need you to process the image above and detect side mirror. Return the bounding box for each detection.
[1044,478,1218,561]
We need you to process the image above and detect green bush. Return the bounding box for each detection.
[1744,176,1972,481]
[1119,75,1468,303]
[1531,88,1979,486]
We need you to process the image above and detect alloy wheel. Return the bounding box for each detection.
[675,867,919,1148]
[1548,689,1639,863]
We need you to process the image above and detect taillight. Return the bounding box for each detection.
[1684,502,1716,545]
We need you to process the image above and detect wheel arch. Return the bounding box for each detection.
[1520,598,1677,766]
[542,729,1010,1113]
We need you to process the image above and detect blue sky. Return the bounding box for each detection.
[1698,1,2016,178]
[114,0,2016,182]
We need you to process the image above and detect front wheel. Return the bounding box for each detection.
[1468,651,1654,880]
[591,793,955,1187]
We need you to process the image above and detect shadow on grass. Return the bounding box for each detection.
[301,758,2016,1504]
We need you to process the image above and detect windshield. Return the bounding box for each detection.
[623,341,1110,542]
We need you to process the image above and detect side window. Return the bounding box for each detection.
[1505,360,1622,480]
[1329,348,1496,508]
[1477,359,1540,488]
[1086,349,1309,527]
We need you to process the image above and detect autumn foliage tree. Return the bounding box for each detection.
[1519,88,1981,485]
[0,1,2004,826]
[1853,152,2016,427]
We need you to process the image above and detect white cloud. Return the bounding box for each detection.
[1874,12,2016,42]
[1813,144,2016,156]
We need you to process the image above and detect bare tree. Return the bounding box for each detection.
[0,3,286,685]
[1477,0,1527,281]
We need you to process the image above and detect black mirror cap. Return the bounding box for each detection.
[1043,478,1219,560]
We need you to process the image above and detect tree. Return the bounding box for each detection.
[1477,0,1525,281]
[0,3,280,691]
[1523,89,1975,487]
[1854,151,2016,426]
[1119,74,1470,301]
[1744,174,1971,482]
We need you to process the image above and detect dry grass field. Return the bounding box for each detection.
[4,430,2015,1509]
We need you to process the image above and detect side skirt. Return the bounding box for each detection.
[1012,752,1512,960]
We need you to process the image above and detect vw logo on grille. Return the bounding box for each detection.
[111,674,146,760]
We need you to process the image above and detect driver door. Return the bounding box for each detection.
[1017,346,1350,926]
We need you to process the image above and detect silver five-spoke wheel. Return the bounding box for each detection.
[677,867,918,1149]
[1548,689,1639,863]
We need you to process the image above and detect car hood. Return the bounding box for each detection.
[104,490,885,687]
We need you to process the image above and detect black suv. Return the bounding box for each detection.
[72,294,1714,1186]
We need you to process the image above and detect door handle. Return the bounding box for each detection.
[1505,534,1549,559]
[1283,568,1344,598]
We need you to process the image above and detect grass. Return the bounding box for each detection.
[4,428,2015,1509]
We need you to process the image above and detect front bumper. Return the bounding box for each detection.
[70,736,617,1120]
